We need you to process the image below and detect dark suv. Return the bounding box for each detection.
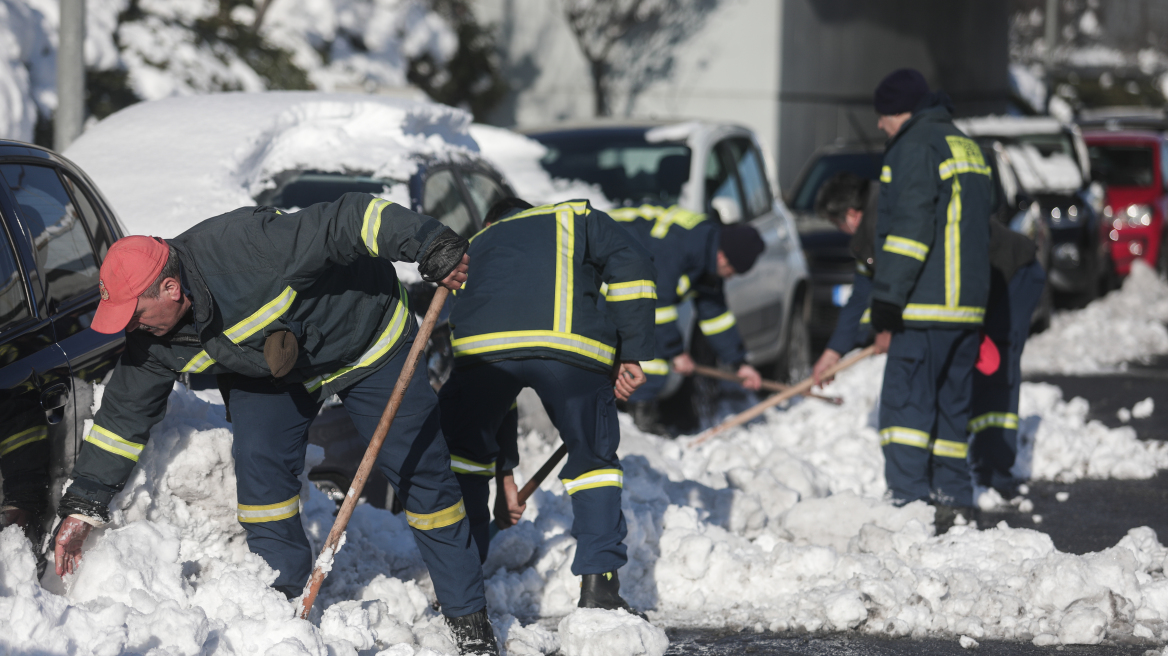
[0,141,126,545]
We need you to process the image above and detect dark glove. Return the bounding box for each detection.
[869,299,904,333]
[57,491,110,524]
[418,229,468,283]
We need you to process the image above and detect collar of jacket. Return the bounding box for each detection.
[170,242,217,341]
[883,104,952,151]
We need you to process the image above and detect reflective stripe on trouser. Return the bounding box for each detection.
[970,260,1046,489]
[0,413,51,515]
[879,327,979,507]
[227,334,484,614]
[440,359,628,575]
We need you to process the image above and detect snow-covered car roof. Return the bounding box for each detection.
[64,91,484,238]
[955,115,1067,137]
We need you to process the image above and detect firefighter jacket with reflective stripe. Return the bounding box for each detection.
[611,205,747,366]
[449,200,657,374]
[873,105,992,328]
[67,192,451,509]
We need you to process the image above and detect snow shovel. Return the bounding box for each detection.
[298,286,450,620]
[689,364,843,405]
[689,345,877,448]
[488,443,569,541]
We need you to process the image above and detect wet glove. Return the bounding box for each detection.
[57,491,110,524]
[418,229,468,283]
[869,299,904,333]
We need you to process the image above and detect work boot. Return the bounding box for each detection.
[579,571,646,619]
[932,503,979,535]
[627,401,671,437]
[446,608,498,656]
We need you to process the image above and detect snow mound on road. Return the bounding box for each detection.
[557,608,668,656]
[4,353,1168,653]
[1022,260,1168,374]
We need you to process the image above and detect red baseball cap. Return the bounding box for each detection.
[92,236,170,334]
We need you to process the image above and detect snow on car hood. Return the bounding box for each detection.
[470,123,613,209]
[64,91,479,238]
[5,268,1168,654]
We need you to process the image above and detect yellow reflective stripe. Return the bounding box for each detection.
[452,330,616,366]
[362,198,392,257]
[305,291,410,393]
[932,439,969,459]
[599,282,608,295]
[946,176,961,307]
[510,400,518,410]
[676,274,691,297]
[470,201,590,243]
[85,425,144,462]
[451,455,496,477]
[605,280,657,302]
[561,468,623,494]
[860,308,871,324]
[406,499,466,530]
[224,286,298,343]
[238,495,300,523]
[699,311,736,336]
[880,165,892,183]
[879,426,930,449]
[883,235,929,262]
[655,305,678,324]
[639,359,669,376]
[902,304,984,323]
[0,426,48,457]
[938,160,991,180]
[553,207,576,333]
[968,412,1019,434]
[180,350,216,373]
[939,136,991,181]
[648,206,706,238]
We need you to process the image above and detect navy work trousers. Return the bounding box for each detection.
[970,261,1046,490]
[439,359,628,575]
[225,334,485,617]
[879,327,979,508]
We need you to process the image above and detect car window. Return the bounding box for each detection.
[0,221,31,331]
[259,171,397,209]
[61,173,113,260]
[724,139,772,218]
[705,146,744,223]
[1161,140,1168,190]
[460,171,507,222]
[789,153,883,213]
[423,169,475,238]
[533,133,691,207]
[1088,144,1155,188]
[0,164,100,309]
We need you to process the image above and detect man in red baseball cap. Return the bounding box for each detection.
[53,192,502,655]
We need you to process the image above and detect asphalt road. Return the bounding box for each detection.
[664,358,1168,654]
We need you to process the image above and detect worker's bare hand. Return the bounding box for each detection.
[874,331,892,355]
[737,364,763,391]
[439,253,470,290]
[671,353,695,376]
[813,348,842,386]
[54,516,93,577]
[614,361,645,401]
[494,471,526,530]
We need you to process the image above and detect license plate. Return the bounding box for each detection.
[832,284,853,307]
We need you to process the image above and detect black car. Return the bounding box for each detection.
[0,141,127,545]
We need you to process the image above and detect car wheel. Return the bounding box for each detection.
[775,310,812,384]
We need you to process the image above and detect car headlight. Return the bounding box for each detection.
[1105,204,1153,228]
[1049,204,1083,226]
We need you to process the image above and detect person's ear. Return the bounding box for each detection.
[164,277,182,301]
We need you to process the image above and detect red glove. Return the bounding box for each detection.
[976,333,1000,376]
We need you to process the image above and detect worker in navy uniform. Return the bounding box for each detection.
[439,197,657,615]
[609,204,765,435]
[867,69,992,533]
[51,194,500,656]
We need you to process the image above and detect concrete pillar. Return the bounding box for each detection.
[55,0,85,151]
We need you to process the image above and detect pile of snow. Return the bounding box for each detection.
[1022,260,1168,374]
[5,334,1168,653]
[65,92,479,238]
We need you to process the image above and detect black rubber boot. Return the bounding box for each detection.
[932,504,979,535]
[579,571,646,619]
[446,609,498,656]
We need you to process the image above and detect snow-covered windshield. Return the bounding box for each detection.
[1088,144,1156,188]
[532,133,691,207]
[255,171,400,210]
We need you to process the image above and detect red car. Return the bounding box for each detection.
[1083,130,1168,277]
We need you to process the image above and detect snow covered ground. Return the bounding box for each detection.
[4,275,1168,655]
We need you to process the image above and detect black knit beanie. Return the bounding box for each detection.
[874,68,929,116]
[719,224,765,274]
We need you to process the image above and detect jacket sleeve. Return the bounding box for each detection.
[871,142,937,308]
[585,209,658,362]
[64,336,177,514]
[251,192,452,289]
[826,269,873,354]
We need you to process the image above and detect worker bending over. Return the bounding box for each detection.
[52,193,498,655]
[611,204,765,435]
[439,197,656,616]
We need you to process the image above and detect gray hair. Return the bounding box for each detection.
[140,245,181,299]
